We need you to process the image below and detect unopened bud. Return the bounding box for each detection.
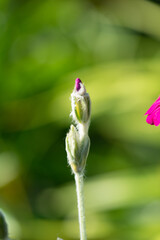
[71,78,91,125]
[78,135,90,173]
[65,125,90,174]
[66,125,79,173]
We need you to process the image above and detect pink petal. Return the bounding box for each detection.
[146,114,154,125]
[145,96,160,115]
[153,108,160,126]
[75,78,82,91]
[153,120,160,126]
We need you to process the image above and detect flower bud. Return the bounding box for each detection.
[78,135,90,173]
[71,78,91,125]
[65,125,79,171]
[65,124,90,174]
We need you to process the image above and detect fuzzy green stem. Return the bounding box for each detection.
[75,173,87,240]
[78,123,88,141]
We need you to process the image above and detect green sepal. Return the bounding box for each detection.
[74,94,91,124]
[77,136,90,173]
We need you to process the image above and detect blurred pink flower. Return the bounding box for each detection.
[145,96,160,126]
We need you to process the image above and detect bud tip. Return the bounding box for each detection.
[75,78,82,91]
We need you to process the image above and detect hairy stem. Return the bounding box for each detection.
[75,173,87,240]
[78,123,88,141]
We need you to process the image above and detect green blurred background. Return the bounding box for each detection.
[1,0,160,239]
